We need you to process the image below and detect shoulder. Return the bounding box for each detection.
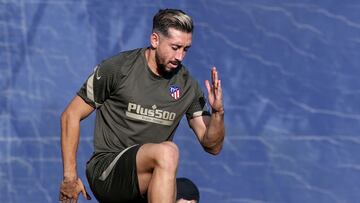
[90,48,144,84]
[177,65,199,86]
[100,48,143,71]
[95,48,144,79]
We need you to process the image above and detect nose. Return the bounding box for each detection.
[175,49,185,62]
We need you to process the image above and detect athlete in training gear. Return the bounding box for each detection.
[80,48,210,202]
[59,9,225,203]
[78,48,210,154]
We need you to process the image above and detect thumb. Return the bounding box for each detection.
[82,187,91,200]
[78,179,91,200]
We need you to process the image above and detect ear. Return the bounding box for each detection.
[150,32,160,48]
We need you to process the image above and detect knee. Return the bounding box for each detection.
[155,142,179,171]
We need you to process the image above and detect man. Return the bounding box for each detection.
[59,9,225,203]
[176,178,200,203]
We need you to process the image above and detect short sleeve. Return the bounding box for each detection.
[77,63,116,108]
[186,81,211,120]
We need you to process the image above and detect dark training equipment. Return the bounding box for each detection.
[176,177,200,202]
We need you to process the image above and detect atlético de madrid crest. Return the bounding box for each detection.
[169,85,181,100]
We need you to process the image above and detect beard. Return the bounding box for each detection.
[155,51,180,77]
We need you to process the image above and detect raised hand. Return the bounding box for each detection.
[205,67,224,113]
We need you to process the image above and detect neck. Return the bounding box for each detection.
[145,48,160,76]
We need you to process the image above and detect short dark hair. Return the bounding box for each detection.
[152,9,194,37]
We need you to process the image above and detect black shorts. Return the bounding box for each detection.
[86,144,147,203]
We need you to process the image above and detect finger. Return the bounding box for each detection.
[59,193,63,201]
[216,80,222,98]
[211,67,216,84]
[77,177,91,200]
[70,198,77,203]
[81,185,91,200]
[217,79,222,89]
[213,78,220,96]
[214,67,219,85]
[205,80,211,94]
[86,192,92,200]
[216,71,221,91]
[81,189,89,200]
[59,193,68,201]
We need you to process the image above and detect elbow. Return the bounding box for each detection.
[60,108,81,140]
[61,109,72,124]
[60,108,79,126]
[61,110,68,125]
[206,149,221,156]
[203,129,225,156]
[205,147,221,156]
[203,141,224,156]
[60,110,71,134]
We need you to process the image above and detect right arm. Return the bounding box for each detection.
[59,95,94,202]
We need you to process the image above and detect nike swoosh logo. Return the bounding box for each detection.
[96,66,101,80]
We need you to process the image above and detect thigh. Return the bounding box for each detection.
[91,145,147,203]
[136,141,179,194]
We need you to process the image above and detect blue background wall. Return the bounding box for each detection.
[2,1,360,202]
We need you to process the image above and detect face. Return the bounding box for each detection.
[176,198,197,203]
[151,28,192,74]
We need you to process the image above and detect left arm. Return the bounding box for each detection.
[189,67,225,155]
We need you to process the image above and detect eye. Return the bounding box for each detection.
[172,46,178,51]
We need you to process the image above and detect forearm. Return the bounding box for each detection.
[61,112,81,180]
[202,109,225,155]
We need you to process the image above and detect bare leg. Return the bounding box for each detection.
[136,141,179,203]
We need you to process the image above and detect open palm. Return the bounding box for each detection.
[205,67,223,113]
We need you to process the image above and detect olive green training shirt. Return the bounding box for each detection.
[77,47,210,157]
